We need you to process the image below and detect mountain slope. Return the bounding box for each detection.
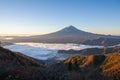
[49,53,120,80]
[0,47,46,80]
[46,25,91,35]
[10,25,120,43]
[0,46,71,80]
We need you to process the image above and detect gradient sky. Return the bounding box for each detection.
[0,0,120,35]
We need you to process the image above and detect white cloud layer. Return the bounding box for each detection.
[4,43,103,60]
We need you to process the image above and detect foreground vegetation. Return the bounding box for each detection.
[0,46,120,80]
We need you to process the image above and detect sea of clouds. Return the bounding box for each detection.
[4,43,103,60]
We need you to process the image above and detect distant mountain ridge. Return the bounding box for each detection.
[9,25,120,43]
[82,37,120,46]
[58,46,120,55]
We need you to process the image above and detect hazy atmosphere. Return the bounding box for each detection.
[0,0,120,35]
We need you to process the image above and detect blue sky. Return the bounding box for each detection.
[0,0,120,35]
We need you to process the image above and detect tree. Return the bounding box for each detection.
[101,38,107,54]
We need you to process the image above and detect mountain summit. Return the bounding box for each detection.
[47,25,89,36]
[56,25,82,34]
[61,25,80,32]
